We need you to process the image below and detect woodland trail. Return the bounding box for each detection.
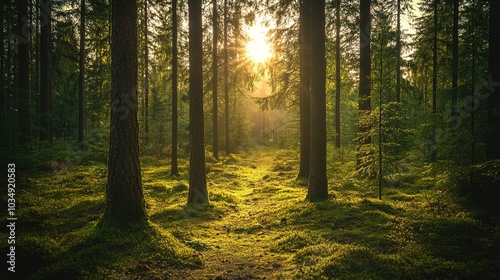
[166,150,302,279]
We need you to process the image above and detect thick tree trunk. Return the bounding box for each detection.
[432,0,437,115]
[335,0,341,148]
[18,0,31,151]
[487,0,500,160]
[308,0,328,201]
[103,0,147,227]
[78,0,86,150]
[40,0,52,143]
[187,0,208,204]
[298,0,311,179]
[223,0,230,156]
[212,0,219,159]
[357,0,371,170]
[171,0,179,175]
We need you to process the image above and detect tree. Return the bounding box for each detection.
[143,0,149,145]
[308,0,328,201]
[18,0,31,151]
[223,0,230,156]
[171,0,179,175]
[357,0,371,171]
[187,0,208,204]
[335,0,341,148]
[40,0,52,143]
[487,0,500,160]
[102,0,147,227]
[78,0,86,150]
[396,0,401,103]
[432,0,437,115]
[212,0,219,159]
[298,0,311,179]
[451,0,458,116]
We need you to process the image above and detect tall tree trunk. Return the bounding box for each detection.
[187,0,208,204]
[171,0,179,175]
[357,0,371,170]
[451,0,458,116]
[212,0,218,159]
[396,0,401,103]
[308,0,328,201]
[298,0,311,178]
[335,0,341,148]
[103,0,147,227]
[0,3,5,138]
[143,0,149,145]
[432,0,437,114]
[487,0,500,160]
[18,0,31,151]
[223,0,230,155]
[78,0,86,150]
[378,32,384,200]
[40,0,52,143]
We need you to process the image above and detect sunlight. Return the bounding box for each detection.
[246,20,273,64]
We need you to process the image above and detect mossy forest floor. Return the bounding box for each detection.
[3,147,500,279]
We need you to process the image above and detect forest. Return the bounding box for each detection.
[1,0,500,278]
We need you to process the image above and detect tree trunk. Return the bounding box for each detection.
[187,0,208,204]
[335,0,341,148]
[0,3,5,138]
[18,0,31,151]
[171,0,179,175]
[40,0,52,143]
[357,0,371,170]
[308,0,328,201]
[451,0,458,116]
[396,0,401,103]
[487,0,500,160]
[143,0,149,145]
[432,0,437,115]
[298,0,311,178]
[78,0,86,150]
[103,0,147,227]
[212,0,219,159]
[223,0,230,156]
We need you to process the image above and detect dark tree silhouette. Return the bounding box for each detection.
[308,0,328,201]
[78,0,86,150]
[171,0,179,176]
[298,0,311,179]
[396,0,401,103]
[223,0,230,156]
[335,0,341,148]
[143,0,149,145]
[488,0,500,160]
[102,0,147,227]
[40,0,52,143]
[451,0,458,116]
[187,0,208,204]
[357,0,371,170]
[18,0,31,151]
[212,0,219,160]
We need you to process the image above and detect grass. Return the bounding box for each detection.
[1,146,499,279]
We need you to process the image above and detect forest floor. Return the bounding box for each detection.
[2,146,500,279]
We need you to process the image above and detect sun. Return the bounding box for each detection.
[246,20,273,64]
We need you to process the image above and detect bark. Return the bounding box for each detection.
[298,0,311,178]
[451,0,458,116]
[78,0,86,150]
[18,0,31,151]
[335,0,341,148]
[171,0,179,175]
[432,0,437,114]
[357,0,371,170]
[187,0,208,204]
[308,0,328,201]
[223,0,230,155]
[103,0,147,227]
[143,0,149,145]
[212,0,218,159]
[396,0,401,103]
[40,0,52,143]
[487,0,500,160]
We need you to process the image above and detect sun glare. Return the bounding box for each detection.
[246,21,272,64]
